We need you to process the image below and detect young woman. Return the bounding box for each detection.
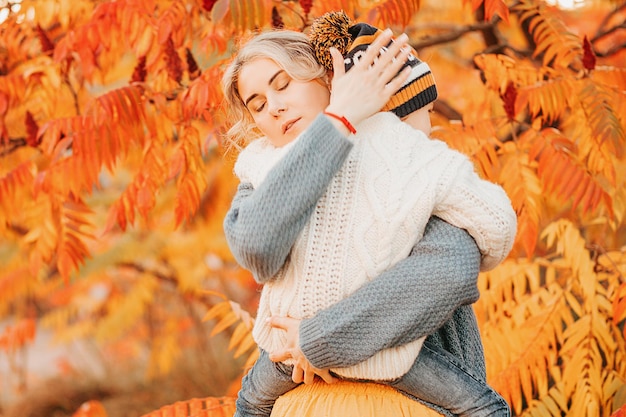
[221,28,514,417]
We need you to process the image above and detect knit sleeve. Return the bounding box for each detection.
[432,152,518,271]
[299,216,481,369]
[234,137,300,189]
[223,114,353,283]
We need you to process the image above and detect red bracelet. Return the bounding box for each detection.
[323,111,356,134]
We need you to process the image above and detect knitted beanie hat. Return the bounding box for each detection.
[309,11,437,118]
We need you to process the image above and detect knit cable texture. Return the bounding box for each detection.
[233,112,516,381]
[224,115,353,284]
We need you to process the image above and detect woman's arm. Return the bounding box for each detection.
[269,216,482,370]
[224,31,414,283]
[223,115,352,283]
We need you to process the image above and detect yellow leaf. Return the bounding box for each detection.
[202,300,232,322]
[233,332,257,359]
[210,310,239,337]
[228,321,253,351]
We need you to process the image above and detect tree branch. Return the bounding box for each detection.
[595,42,626,58]
[116,261,216,307]
[593,2,626,40]
[0,138,26,157]
[589,4,626,57]
[591,23,626,44]
[410,21,497,50]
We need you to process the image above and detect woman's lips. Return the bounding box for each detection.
[282,118,301,134]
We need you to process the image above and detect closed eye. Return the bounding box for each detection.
[273,71,291,91]
[253,100,266,113]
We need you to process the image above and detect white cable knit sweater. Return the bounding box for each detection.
[234,112,516,381]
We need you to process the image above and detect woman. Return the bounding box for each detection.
[221,28,513,417]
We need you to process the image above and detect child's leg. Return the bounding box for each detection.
[387,341,510,417]
[235,349,299,417]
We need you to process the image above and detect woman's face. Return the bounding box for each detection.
[238,58,331,147]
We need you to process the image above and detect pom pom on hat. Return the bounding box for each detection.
[309,11,438,118]
[309,11,352,71]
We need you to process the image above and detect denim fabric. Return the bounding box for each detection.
[237,342,510,417]
[234,349,297,417]
[388,340,510,417]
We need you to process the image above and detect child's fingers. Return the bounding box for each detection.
[303,367,315,385]
[292,364,305,383]
[266,316,285,330]
[315,369,336,384]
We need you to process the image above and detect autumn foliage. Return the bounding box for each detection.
[0,0,625,416]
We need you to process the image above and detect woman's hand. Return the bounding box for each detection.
[267,316,336,385]
[325,28,412,128]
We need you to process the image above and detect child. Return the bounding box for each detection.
[222,19,515,417]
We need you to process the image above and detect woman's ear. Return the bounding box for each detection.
[325,71,334,88]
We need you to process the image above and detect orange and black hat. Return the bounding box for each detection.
[310,11,437,118]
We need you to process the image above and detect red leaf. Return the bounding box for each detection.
[131,56,147,83]
[582,35,596,71]
[271,6,284,29]
[610,403,626,417]
[25,111,40,147]
[202,0,219,13]
[165,38,183,83]
[185,48,200,80]
[501,82,517,120]
[36,24,55,53]
[299,0,313,16]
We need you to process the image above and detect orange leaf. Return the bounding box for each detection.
[534,129,611,216]
[0,318,36,353]
[0,92,8,115]
[53,195,95,281]
[72,400,108,417]
[613,283,626,326]
[365,0,421,28]
[0,161,35,215]
[484,0,509,23]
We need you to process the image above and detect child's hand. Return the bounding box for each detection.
[267,316,336,384]
[325,28,412,129]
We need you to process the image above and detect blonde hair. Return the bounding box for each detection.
[221,30,328,148]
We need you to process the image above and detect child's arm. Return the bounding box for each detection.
[223,115,353,283]
[385,118,517,272]
[430,150,517,272]
[297,216,481,369]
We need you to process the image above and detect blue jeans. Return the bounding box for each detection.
[234,342,510,417]
[234,349,298,417]
[389,341,510,416]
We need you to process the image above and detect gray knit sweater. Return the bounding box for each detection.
[224,114,487,412]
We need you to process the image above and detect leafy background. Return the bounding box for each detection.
[0,0,625,416]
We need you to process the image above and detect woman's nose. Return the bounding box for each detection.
[268,97,286,117]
